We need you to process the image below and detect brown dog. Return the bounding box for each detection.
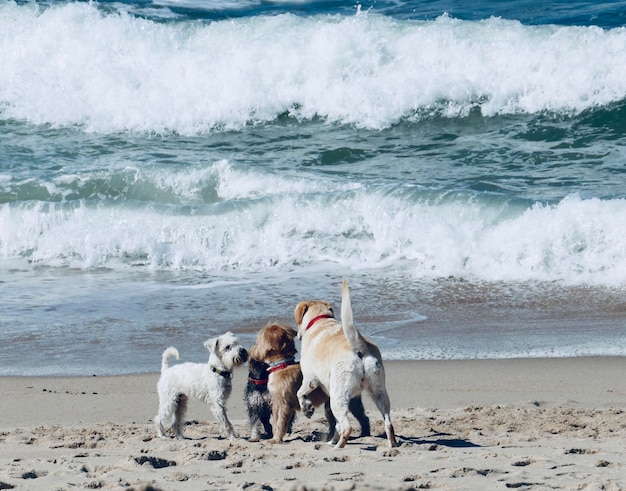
[249,322,370,444]
[295,279,397,448]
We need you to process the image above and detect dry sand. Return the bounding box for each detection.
[1,357,625,490]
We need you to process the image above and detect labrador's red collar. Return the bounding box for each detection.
[305,314,333,331]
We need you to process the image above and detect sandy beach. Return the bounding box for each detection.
[1,357,625,490]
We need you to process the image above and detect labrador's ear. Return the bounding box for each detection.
[294,301,309,326]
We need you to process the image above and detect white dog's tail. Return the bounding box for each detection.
[161,347,179,372]
[341,279,366,353]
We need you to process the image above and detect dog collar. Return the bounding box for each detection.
[210,365,232,379]
[305,314,333,331]
[267,356,297,373]
[248,375,269,385]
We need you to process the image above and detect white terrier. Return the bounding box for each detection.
[155,332,248,440]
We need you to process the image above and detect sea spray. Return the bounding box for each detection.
[2,3,626,133]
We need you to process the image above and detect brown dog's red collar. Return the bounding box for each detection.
[305,314,333,331]
[267,363,292,373]
[267,357,298,373]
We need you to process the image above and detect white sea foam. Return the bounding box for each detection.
[2,2,626,133]
[152,0,262,11]
[2,159,625,286]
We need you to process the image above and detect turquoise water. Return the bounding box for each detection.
[1,0,625,374]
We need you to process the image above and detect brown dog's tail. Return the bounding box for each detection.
[341,279,366,353]
[161,347,179,372]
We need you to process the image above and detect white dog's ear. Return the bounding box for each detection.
[204,337,218,352]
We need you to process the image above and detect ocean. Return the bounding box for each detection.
[1,0,626,376]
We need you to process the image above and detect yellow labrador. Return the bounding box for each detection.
[294,279,397,448]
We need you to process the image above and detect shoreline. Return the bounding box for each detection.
[1,357,625,490]
[2,357,626,428]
